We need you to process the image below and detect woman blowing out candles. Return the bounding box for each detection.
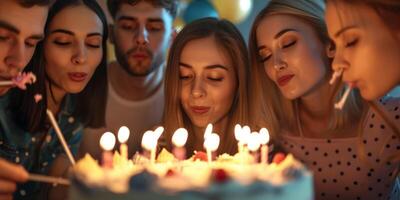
[248,0,400,199]
[1,0,108,199]
[161,18,251,156]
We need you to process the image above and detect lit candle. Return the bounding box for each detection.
[141,130,157,164]
[242,125,251,153]
[117,126,130,161]
[259,128,270,164]
[204,123,213,139]
[100,132,116,168]
[153,126,165,140]
[203,133,220,163]
[172,128,188,160]
[234,124,244,154]
[247,132,261,162]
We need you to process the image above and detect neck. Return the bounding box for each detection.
[109,62,164,101]
[46,80,67,115]
[299,80,334,119]
[297,80,335,137]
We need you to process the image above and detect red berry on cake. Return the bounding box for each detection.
[213,169,229,183]
[272,153,286,164]
[192,151,208,161]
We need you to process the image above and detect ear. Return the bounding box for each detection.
[326,41,335,59]
[108,24,115,44]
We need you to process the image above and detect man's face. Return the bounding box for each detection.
[0,0,48,95]
[111,1,174,76]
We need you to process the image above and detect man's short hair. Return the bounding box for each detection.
[17,0,54,7]
[107,0,178,19]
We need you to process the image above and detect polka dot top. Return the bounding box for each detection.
[280,97,400,200]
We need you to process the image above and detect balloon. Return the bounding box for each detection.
[183,0,219,24]
[173,17,185,32]
[211,0,252,24]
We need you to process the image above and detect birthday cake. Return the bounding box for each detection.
[69,149,313,200]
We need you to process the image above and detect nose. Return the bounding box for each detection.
[272,52,287,71]
[135,25,149,46]
[4,41,25,76]
[71,43,87,65]
[191,79,206,98]
[331,49,349,72]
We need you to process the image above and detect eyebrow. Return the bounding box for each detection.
[274,28,298,39]
[257,28,298,51]
[117,16,135,22]
[179,62,228,71]
[0,20,19,34]
[51,29,102,37]
[334,25,358,38]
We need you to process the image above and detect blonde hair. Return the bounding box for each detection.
[163,18,250,155]
[248,0,366,142]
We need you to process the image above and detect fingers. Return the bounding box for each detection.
[0,159,28,182]
[0,194,13,200]
[0,179,16,194]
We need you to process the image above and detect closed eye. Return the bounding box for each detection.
[345,38,358,48]
[260,55,271,63]
[208,77,223,81]
[54,41,70,46]
[282,40,296,48]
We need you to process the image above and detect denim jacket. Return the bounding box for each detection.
[0,94,83,200]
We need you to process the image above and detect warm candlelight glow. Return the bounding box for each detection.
[247,132,261,152]
[141,130,157,151]
[204,133,220,162]
[117,126,130,143]
[203,133,220,151]
[204,123,213,139]
[234,124,243,141]
[100,132,116,151]
[153,126,165,140]
[172,128,188,147]
[258,128,270,145]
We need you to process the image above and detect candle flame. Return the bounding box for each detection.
[153,126,164,140]
[100,132,116,151]
[141,130,157,150]
[117,126,130,143]
[234,124,243,141]
[247,132,261,151]
[203,133,220,151]
[204,123,213,139]
[258,128,270,145]
[172,128,188,147]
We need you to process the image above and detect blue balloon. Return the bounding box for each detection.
[183,0,219,24]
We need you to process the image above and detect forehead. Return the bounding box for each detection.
[48,5,103,35]
[325,2,375,36]
[180,36,231,69]
[116,1,172,21]
[256,14,313,42]
[0,0,48,35]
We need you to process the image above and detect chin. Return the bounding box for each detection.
[281,90,301,100]
[361,88,385,101]
[67,86,85,94]
[189,117,210,128]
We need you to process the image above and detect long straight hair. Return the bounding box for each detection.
[327,0,400,163]
[10,0,108,133]
[248,0,366,141]
[163,18,250,155]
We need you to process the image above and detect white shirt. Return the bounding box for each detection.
[81,72,165,159]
